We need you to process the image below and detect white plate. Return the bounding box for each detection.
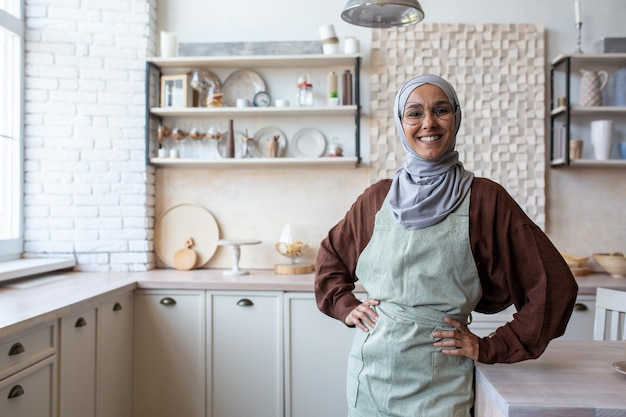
[154,204,220,269]
[611,360,626,375]
[254,127,287,157]
[217,130,257,158]
[291,128,327,157]
[222,69,266,107]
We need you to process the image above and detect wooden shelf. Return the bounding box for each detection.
[150,156,361,168]
[151,105,358,118]
[552,158,626,168]
[147,54,361,69]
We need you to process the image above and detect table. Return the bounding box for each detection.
[475,340,626,417]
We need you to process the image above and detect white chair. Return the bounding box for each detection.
[593,287,626,341]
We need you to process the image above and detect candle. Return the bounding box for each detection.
[574,0,581,24]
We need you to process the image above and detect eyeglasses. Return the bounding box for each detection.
[401,102,457,126]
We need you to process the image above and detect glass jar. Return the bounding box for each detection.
[297,83,314,107]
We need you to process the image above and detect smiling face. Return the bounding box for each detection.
[401,84,456,160]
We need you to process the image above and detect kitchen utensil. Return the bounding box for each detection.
[214,239,261,275]
[190,70,221,107]
[291,128,326,157]
[154,204,220,269]
[254,127,286,157]
[173,238,198,270]
[221,69,265,107]
[593,253,626,278]
[590,120,613,160]
[560,252,589,268]
[579,69,608,107]
[274,224,315,275]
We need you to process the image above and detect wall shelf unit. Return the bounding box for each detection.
[144,54,362,168]
[549,53,626,167]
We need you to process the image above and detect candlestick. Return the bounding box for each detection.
[574,0,581,24]
[575,22,583,54]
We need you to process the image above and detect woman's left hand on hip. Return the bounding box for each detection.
[432,316,479,361]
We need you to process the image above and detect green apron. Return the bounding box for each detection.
[348,192,481,417]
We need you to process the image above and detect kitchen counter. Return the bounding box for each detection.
[0,269,624,339]
[475,340,626,416]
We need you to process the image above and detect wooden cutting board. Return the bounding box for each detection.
[173,238,197,270]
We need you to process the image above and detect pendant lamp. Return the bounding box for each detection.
[341,0,425,28]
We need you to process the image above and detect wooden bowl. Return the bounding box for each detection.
[592,253,626,278]
[560,252,589,268]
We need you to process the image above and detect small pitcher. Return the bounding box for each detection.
[579,69,609,107]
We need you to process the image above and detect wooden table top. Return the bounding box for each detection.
[475,340,626,417]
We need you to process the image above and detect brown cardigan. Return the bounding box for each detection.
[314,177,578,364]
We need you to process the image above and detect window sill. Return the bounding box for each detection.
[0,258,76,283]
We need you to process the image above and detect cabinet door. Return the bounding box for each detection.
[285,292,364,417]
[0,356,56,417]
[59,307,97,417]
[98,293,133,417]
[560,294,596,340]
[133,290,206,417]
[208,291,283,417]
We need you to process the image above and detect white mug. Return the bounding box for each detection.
[159,31,178,57]
[274,99,290,108]
[236,98,250,108]
[590,119,613,160]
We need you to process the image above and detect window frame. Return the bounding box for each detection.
[0,3,25,262]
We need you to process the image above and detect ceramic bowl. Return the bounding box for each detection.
[560,252,589,268]
[592,253,626,278]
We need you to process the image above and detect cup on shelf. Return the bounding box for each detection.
[275,99,290,108]
[590,120,613,160]
[236,98,250,108]
[159,31,178,57]
[570,139,583,159]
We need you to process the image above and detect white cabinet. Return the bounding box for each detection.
[559,294,596,340]
[469,305,516,338]
[550,53,626,167]
[0,322,57,417]
[59,307,97,417]
[145,54,362,168]
[98,293,133,417]
[133,289,206,417]
[284,292,365,417]
[207,291,283,417]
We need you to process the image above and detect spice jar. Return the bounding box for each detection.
[297,82,314,107]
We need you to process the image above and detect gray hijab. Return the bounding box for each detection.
[388,74,474,229]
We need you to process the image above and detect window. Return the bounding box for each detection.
[0,1,24,262]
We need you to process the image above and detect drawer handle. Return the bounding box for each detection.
[75,317,87,328]
[113,302,123,311]
[160,297,177,306]
[574,303,588,312]
[9,342,25,356]
[8,385,24,399]
[237,298,254,307]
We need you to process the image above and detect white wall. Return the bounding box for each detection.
[157,0,626,261]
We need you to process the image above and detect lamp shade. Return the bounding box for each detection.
[341,0,425,28]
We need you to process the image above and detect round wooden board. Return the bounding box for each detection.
[173,247,197,270]
[274,263,315,275]
[154,204,220,269]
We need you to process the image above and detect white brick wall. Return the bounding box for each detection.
[23,0,157,272]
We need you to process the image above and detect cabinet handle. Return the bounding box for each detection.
[160,297,177,306]
[9,342,25,356]
[574,303,588,311]
[113,302,123,311]
[75,317,87,328]
[8,385,24,399]
[236,298,254,307]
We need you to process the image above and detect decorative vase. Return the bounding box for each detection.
[579,69,608,107]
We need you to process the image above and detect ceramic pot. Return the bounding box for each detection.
[579,69,609,107]
[613,67,626,106]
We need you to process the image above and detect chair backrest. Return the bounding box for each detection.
[593,287,626,341]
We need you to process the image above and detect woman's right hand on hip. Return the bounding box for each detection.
[345,299,380,331]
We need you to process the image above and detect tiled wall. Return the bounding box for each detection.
[369,23,546,227]
[23,0,157,271]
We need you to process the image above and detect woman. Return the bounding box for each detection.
[315,74,578,417]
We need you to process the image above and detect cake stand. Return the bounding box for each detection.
[214,239,261,275]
